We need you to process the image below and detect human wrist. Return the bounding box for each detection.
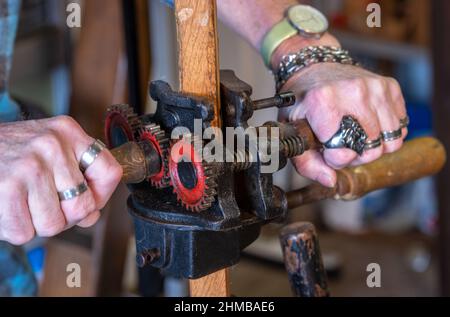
[270,33,341,71]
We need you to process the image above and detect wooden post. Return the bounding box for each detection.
[432,0,450,296]
[174,0,229,297]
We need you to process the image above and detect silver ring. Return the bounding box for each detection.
[58,182,88,201]
[382,128,402,142]
[400,116,410,129]
[80,139,106,172]
[364,136,383,151]
[324,115,368,155]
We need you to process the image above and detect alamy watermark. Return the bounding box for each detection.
[66,263,81,288]
[170,119,282,174]
[66,2,81,28]
[366,263,381,288]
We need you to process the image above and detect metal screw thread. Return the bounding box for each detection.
[233,149,253,171]
[281,136,305,158]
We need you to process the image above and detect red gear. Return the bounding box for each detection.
[139,124,170,188]
[105,104,140,148]
[169,136,217,212]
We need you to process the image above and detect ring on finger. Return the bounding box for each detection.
[58,182,88,201]
[79,139,106,173]
[400,116,410,129]
[323,115,368,156]
[382,128,402,142]
[364,136,383,151]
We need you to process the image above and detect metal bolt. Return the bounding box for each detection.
[136,248,160,268]
[252,92,296,111]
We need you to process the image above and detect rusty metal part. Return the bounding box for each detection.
[279,222,329,297]
[110,140,161,184]
[138,123,171,188]
[287,137,447,209]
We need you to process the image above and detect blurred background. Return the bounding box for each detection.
[5,0,449,296]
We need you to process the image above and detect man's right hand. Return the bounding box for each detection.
[0,116,123,245]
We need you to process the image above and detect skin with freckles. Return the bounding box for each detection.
[218,0,408,187]
[0,116,123,245]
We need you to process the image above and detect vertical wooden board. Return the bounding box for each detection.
[189,268,230,298]
[175,0,222,128]
[174,0,229,297]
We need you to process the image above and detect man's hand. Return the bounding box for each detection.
[0,116,123,245]
[279,63,408,187]
[217,0,408,188]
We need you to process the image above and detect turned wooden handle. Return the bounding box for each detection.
[287,137,446,208]
[336,137,446,200]
[110,142,148,184]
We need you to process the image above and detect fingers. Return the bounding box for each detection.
[288,73,408,183]
[292,151,337,188]
[77,211,101,228]
[52,116,122,212]
[80,149,122,210]
[0,181,35,245]
[25,156,66,237]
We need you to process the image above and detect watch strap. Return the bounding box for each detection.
[260,19,298,68]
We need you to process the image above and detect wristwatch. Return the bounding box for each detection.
[260,5,329,68]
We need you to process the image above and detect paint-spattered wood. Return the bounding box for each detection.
[174,0,229,297]
[279,222,329,297]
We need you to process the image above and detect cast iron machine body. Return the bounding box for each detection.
[105,70,298,279]
[105,70,446,292]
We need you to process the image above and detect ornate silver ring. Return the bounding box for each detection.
[324,116,368,155]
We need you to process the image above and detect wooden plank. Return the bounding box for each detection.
[175,0,222,128]
[174,0,229,297]
[189,269,230,297]
[431,0,450,296]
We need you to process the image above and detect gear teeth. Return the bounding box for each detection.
[169,135,218,213]
[106,104,141,140]
[138,123,171,188]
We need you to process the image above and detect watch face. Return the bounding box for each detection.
[287,5,329,37]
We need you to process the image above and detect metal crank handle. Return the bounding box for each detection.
[286,137,446,209]
[110,141,161,184]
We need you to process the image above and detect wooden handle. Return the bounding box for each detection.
[110,142,148,184]
[337,137,446,200]
[287,137,446,208]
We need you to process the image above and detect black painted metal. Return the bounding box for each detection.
[123,71,292,279]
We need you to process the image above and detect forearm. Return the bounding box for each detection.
[217,0,340,69]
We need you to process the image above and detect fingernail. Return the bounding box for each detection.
[318,173,335,188]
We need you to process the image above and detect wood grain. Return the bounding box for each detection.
[174,0,229,297]
[287,137,446,208]
[175,0,222,127]
[189,268,230,297]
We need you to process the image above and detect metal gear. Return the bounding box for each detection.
[105,104,141,148]
[139,123,171,188]
[168,135,217,212]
